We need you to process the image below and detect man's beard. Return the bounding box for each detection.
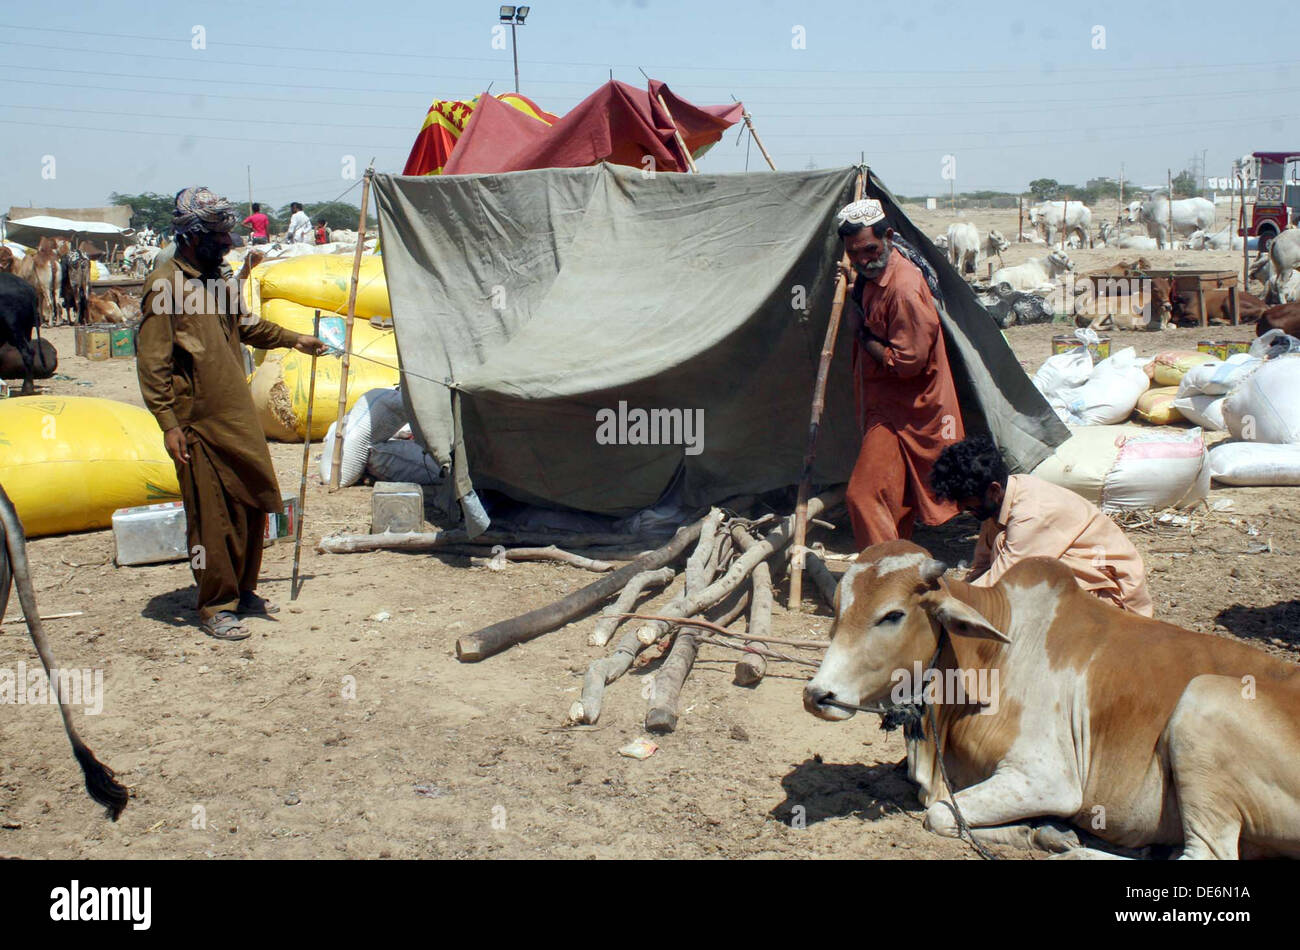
[192,233,228,273]
[854,238,891,278]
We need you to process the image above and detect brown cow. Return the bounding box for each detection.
[1167,289,1268,326]
[15,238,60,325]
[1256,302,1300,338]
[804,541,1300,859]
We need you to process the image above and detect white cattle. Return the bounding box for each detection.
[932,233,950,251]
[947,222,980,275]
[330,228,359,244]
[1187,227,1244,251]
[1130,195,1216,248]
[1269,267,1300,304]
[990,249,1073,293]
[982,229,1009,267]
[1029,201,1092,246]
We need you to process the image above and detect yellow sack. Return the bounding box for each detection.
[249,350,400,442]
[252,254,389,318]
[1152,351,1214,387]
[1134,386,1186,425]
[0,396,180,537]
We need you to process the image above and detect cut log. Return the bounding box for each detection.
[573,619,652,725]
[457,520,705,662]
[802,550,840,609]
[317,528,660,555]
[589,567,675,647]
[732,527,772,687]
[685,508,725,597]
[635,488,842,647]
[640,490,841,732]
[446,545,615,572]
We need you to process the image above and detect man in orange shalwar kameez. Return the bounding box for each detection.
[835,199,965,549]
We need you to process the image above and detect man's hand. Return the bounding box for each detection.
[294,336,329,356]
[835,261,853,286]
[164,426,190,467]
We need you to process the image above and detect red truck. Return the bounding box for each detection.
[1239,151,1300,248]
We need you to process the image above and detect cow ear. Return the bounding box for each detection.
[920,592,1010,643]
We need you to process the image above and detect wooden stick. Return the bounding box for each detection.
[741,111,777,171]
[730,525,771,686]
[317,528,658,554]
[642,492,840,733]
[1,611,83,625]
[329,167,373,491]
[455,546,616,572]
[789,170,864,609]
[456,520,705,662]
[656,93,698,174]
[291,310,321,601]
[589,567,675,646]
[802,549,839,609]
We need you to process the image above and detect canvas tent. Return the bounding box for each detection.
[402,80,743,178]
[374,163,1067,531]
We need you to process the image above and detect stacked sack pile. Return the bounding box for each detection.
[1031,329,1209,511]
[1032,328,1300,499]
[242,255,401,442]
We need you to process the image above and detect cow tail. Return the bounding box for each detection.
[31,320,47,375]
[0,484,127,820]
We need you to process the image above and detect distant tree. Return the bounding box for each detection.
[1028,178,1060,201]
[108,191,175,232]
[1171,170,1199,198]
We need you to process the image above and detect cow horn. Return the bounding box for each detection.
[919,558,947,586]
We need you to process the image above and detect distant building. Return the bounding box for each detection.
[1086,177,1116,190]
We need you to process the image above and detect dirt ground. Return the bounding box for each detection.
[0,217,1295,860]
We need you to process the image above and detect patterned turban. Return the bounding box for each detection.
[172,186,238,240]
[835,198,886,229]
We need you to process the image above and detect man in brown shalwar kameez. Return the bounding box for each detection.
[138,187,325,640]
[835,198,965,550]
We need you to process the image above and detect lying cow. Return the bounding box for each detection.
[1256,302,1300,338]
[804,541,1300,859]
[0,483,127,819]
[990,249,1073,294]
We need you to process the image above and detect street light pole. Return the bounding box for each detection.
[511,19,519,92]
[499,6,530,94]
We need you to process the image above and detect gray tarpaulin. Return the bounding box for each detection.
[374,163,1066,522]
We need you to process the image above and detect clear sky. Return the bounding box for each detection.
[1,0,1294,211]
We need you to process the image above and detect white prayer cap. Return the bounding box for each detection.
[834,198,885,228]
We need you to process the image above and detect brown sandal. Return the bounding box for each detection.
[203,611,251,641]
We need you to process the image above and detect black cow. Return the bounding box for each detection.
[59,250,90,325]
[0,272,41,395]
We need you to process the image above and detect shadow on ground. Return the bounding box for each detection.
[771,755,920,827]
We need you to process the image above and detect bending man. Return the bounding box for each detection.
[930,435,1154,616]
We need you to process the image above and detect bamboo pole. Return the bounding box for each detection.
[656,93,698,173]
[1017,196,1023,243]
[328,167,373,491]
[741,111,777,171]
[1061,196,1068,251]
[291,311,321,600]
[789,171,864,609]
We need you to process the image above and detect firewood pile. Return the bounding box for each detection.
[453,486,846,734]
